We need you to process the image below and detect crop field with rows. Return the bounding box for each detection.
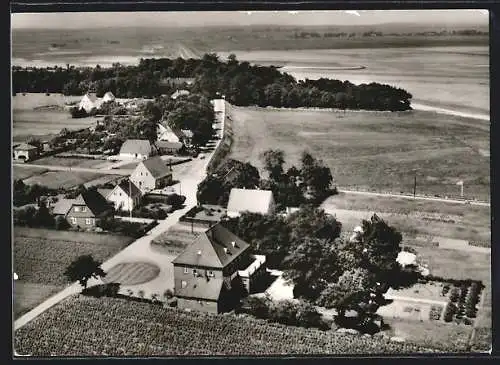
[14,295,447,356]
[13,228,134,319]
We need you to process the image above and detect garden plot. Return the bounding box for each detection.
[31,156,105,168]
[13,165,48,180]
[13,227,134,319]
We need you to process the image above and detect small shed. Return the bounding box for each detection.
[13,143,39,162]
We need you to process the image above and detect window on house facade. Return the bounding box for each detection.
[70,217,77,225]
[207,270,214,277]
[184,267,189,274]
[193,269,198,276]
[181,280,187,288]
[85,218,93,225]
[74,206,81,212]
[81,207,87,212]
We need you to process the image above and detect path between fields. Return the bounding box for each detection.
[14,100,226,331]
[337,189,490,207]
[13,162,133,176]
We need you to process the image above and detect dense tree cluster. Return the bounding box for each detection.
[197,158,261,206]
[13,54,412,111]
[223,208,404,329]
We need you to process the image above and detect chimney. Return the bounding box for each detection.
[231,241,236,248]
[223,247,228,254]
[197,250,202,255]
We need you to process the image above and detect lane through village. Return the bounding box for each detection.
[14,100,225,330]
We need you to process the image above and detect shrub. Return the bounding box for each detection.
[55,215,70,230]
[429,305,443,321]
[443,302,457,322]
[449,288,460,303]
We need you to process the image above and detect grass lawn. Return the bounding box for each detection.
[31,156,105,168]
[13,227,134,319]
[23,171,109,189]
[383,319,472,352]
[229,107,489,201]
[13,165,48,180]
[321,192,490,243]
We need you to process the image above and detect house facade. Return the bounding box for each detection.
[130,156,173,193]
[172,223,266,313]
[106,179,142,212]
[119,139,154,160]
[13,143,39,162]
[226,188,276,218]
[78,93,101,113]
[102,91,116,103]
[65,190,113,228]
[157,123,181,143]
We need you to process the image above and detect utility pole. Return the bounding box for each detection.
[129,178,132,219]
[413,173,417,199]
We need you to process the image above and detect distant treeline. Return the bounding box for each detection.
[12,53,412,111]
[294,29,488,39]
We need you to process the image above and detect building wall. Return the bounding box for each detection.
[130,163,157,191]
[107,187,141,212]
[120,152,148,160]
[79,97,96,113]
[14,149,37,162]
[177,298,218,313]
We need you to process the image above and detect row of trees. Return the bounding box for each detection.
[223,208,404,327]
[13,54,412,111]
[197,149,335,210]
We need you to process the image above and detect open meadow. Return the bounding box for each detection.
[229,106,490,201]
[13,227,135,319]
[22,170,110,189]
[321,193,490,243]
[12,93,100,138]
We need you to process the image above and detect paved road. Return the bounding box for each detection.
[337,189,490,207]
[13,162,133,176]
[14,100,226,331]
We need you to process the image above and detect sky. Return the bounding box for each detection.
[11,10,489,29]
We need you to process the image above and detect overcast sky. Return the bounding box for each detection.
[11,10,488,29]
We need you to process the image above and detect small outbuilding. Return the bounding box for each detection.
[13,143,39,162]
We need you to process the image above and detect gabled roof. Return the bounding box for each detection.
[119,139,152,156]
[51,198,75,216]
[73,189,110,215]
[83,93,98,103]
[175,277,225,301]
[227,188,274,215]
[156,141,183,150]
[113,179,142,198]
[103,91,115,100]
[14,143,38,151]
[173,223,250,268]
[140,156,172,179]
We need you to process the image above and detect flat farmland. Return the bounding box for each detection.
[12,93,100,138]
[321,193,490,243]
[13,165,48,180]
[31,156,106,168]
[23,170,109,189]
[14,295,442,356]
[229,107,490,201]
[13,227,134,319]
